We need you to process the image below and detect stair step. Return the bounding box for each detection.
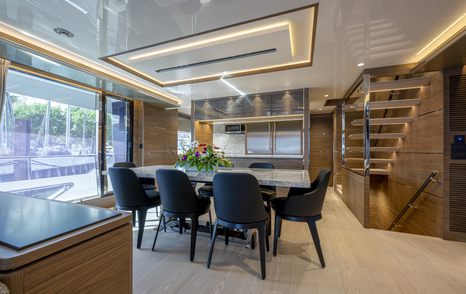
[345,158,395,163]
[348,133,406,140]
[344,98,421,111]
[370,77,430,92]
[351,168,390,175]
[346,146,400,152]
[351,117,413,126]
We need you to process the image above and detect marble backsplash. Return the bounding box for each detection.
[213,124,245,156]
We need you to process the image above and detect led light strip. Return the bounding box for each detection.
[0,21,180,105]
[129,22,291,61]
[416,12,466,58]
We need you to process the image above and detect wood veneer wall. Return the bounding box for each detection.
[133,101,178,166]
[194,121,213,145]
[310,114,333,185]
[333,105,342,192]
[369,72,444,237]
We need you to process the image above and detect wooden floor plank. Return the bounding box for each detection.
[132,189,466,293]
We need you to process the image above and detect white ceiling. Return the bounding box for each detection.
[0,0,465,115]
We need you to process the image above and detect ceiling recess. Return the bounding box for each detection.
[155,48,277,73]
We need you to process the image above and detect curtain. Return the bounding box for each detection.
[0,58,11,118]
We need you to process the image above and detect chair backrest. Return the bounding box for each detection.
[108,167,148,208]
[249,162,276,191]
[213,173,267,224]
[249,162,275,169]
[113,162,137,168]
[156,169,199,214]
[283,169,332,217]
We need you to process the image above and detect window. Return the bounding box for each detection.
[105,96,131,192]
[0,70,100,201]
[177,116,191,154]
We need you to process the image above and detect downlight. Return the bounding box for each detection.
[53,27,74,38]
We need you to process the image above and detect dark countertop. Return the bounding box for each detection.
[0,192,120,251]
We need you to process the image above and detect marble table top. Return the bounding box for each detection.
[131,165,311,188]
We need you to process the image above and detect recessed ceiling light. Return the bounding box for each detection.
[357,62,365,67]
[53,27,74,38]
[324,94,329,97]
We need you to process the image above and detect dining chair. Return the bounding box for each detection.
[113,162,159,222]
[271,169,331,268]
[108,167,161,249]
[113,162,156,191]
[197,163,233,197]
[207,173,269,280]
[249,162,276,236]
[153,169,212,262]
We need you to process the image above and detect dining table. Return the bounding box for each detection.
[131,165,312,188]
[130,165,312,248]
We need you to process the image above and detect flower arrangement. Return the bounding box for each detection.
[175,141,233,172]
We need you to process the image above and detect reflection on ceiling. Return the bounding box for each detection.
[103,5,316,86]
[0,0,465,114]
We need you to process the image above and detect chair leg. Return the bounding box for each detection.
[207,220,219,269]
[136,208,148,249]
[190,218,198,262]
[257,223,267,280]
[273,215,281,256]
[132,210,136,228]
[266,201,272,236]
[178,218,183,234]
[208,210,213,238]
[163,214,167,232]
[152,214,164,251]
[278,217,283,238]
[155,206,159,217]
[224,228,229,245]
[307,220,325,268]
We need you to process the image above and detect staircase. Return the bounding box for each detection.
[343,76,430,175]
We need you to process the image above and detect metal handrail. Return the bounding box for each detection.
[388,170,439,230]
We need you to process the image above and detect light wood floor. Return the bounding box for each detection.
[132,188,466,293]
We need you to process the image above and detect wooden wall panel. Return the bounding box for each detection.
[133,103,178,166]
[341,167,367,226]
[194,122,213,145]
[310,114,333,185]
[333,106,342,193]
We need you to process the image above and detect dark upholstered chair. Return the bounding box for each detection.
[108,167,161,249]
[113,162,156,191]
[197,163,233,197]
[249,162,277,236]
[153,169,212,262]
[207,173,269,280]
[271,169,332,268]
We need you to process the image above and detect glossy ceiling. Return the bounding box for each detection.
[0,0,465,114]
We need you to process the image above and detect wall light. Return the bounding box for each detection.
[324,94,329,97]
[357,62,365,67]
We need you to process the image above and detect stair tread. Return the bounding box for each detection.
[351,168,390,175]
[345,158,395,163]
[348,133,406,139]
[344,98,421,111]
[370,77,430,92]
[346,146,400,152]
[351,117,413,126]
